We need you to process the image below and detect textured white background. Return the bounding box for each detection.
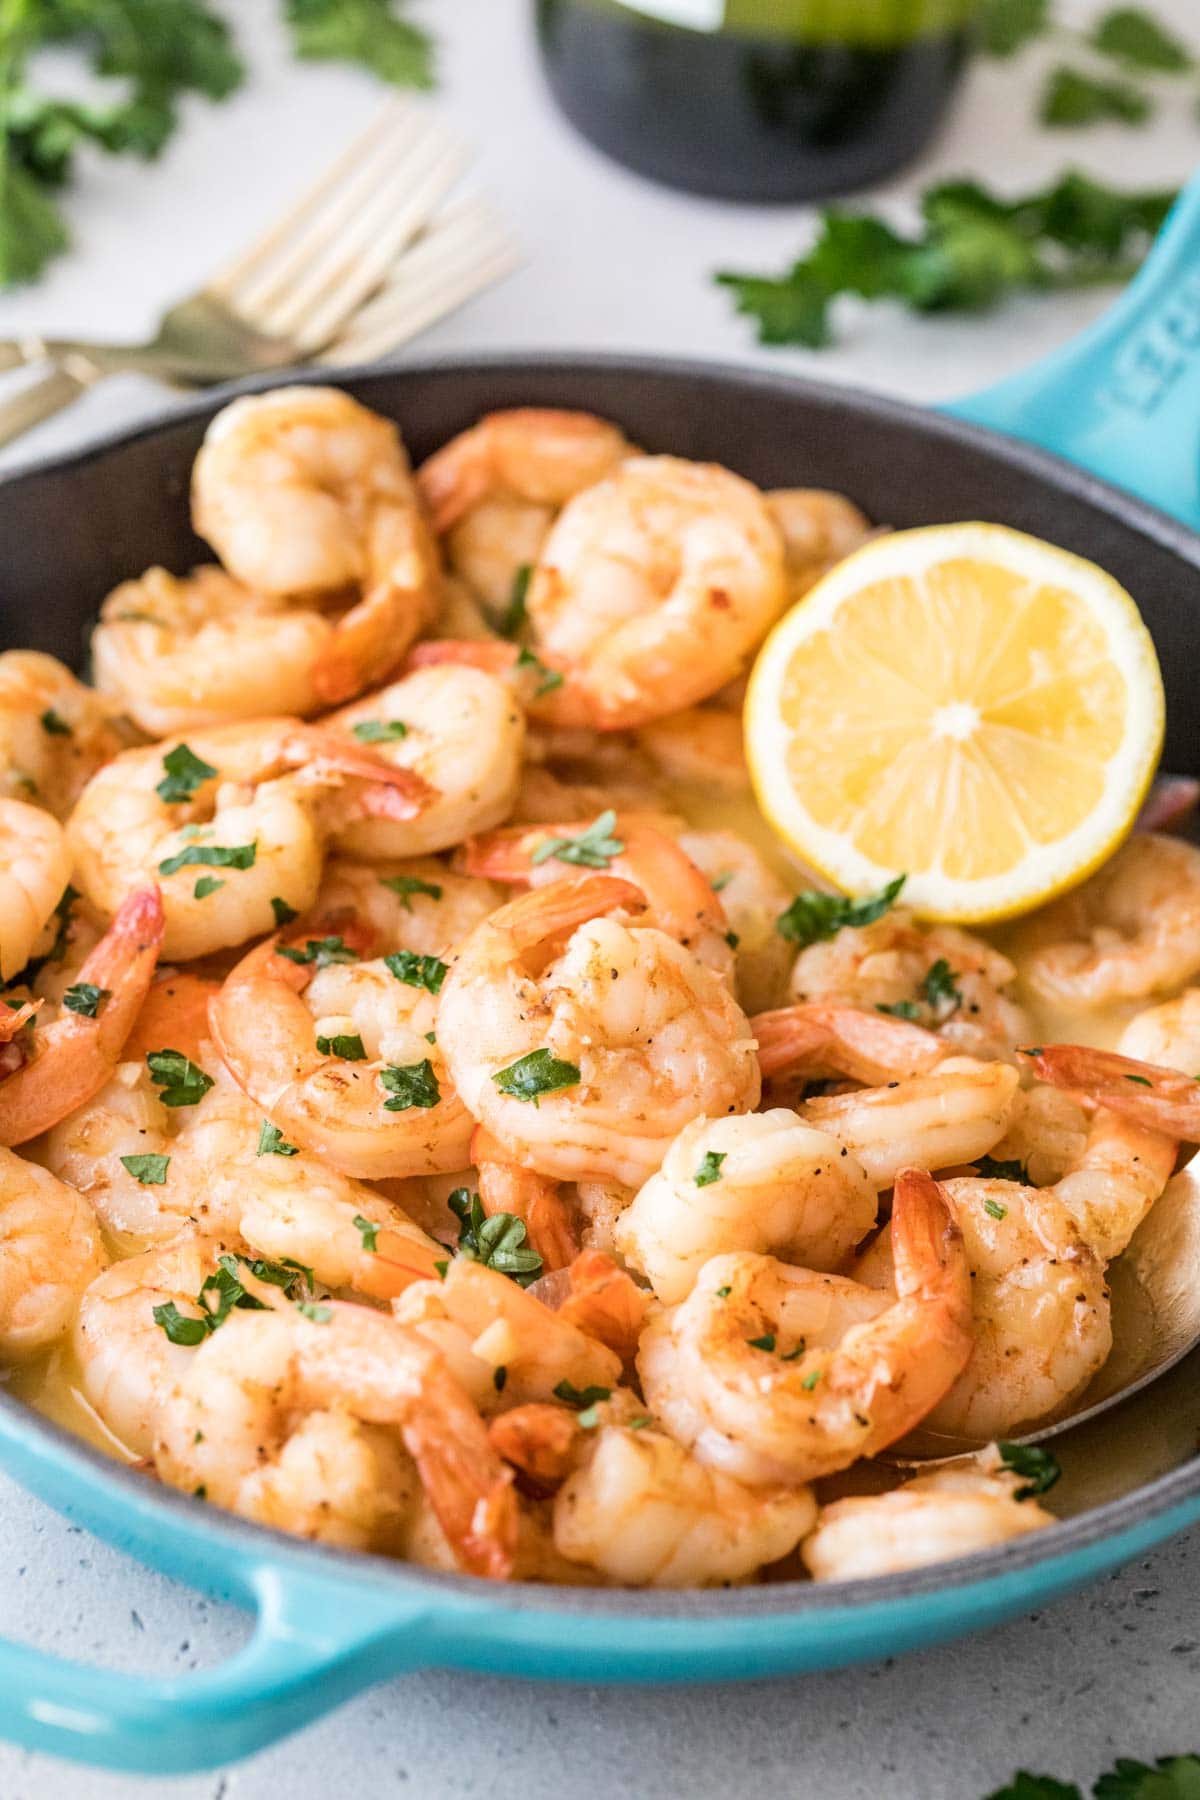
[1,1,1199,1794]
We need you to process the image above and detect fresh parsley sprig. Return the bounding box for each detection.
[982,0,1198,129]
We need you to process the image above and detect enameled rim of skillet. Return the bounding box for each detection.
[3,348,1199,1620]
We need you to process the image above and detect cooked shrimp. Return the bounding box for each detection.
[1119,989,1200,1073]
[754,1004,1020,1184]
[553,1420,817,1587]
[154,1302,517,1577]
[522,456,786,730]
[324,665,524,859]
[463,814,734,982]
[0,651,125,816]
[74,1236,231,1456]
[210,935,473,1181]
[615,1110,878,1304]
[0,798,73,982]
[801,1463,1055,1582]
[191,387,440,688]
[1023,833,1200,1008]
[395,1256,622,1411]
[634,708,750,797]
[551,1248,651,1365]
[68,719,432,961]
[92,565,425,733]
[0,886,164,1146]
[417,408,634,610]
[675,828,794,1012]
[917,1175,1111,1439]
[766,489,873,601]
[0,1150,106,1361]
[438,874,760,1188]
[474,1125,580,1271]
[787,907,1028,1061]
[639,1170,972,1485]
[313,855,505,959]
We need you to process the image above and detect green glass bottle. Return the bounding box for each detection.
[535,0,978,202]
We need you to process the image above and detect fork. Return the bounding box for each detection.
[0,98,518,449]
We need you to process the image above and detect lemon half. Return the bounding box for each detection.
[745,522,1164,922]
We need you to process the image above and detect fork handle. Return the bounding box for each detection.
[0,364,89,451]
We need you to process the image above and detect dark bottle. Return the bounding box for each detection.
[535,0,977,204]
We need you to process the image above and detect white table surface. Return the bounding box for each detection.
[2,2,1200,1793]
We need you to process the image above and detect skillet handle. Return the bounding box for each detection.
[0,1563,431,1774]
[946,168,1200,532]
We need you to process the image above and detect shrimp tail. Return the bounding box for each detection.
[558,1249,651,1365]
[1022,1043,1200,1141]
[0,998,42,1043]
[473,1125,580,1271]
[401,1409,518,1580]
[891,1168,971,1314]
[493,873,647,956]
[488,1403,583,1492]
[0,884,165,1146]
[752,1003,944,1083]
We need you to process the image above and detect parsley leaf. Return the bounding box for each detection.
[63,982,108,1018]
[979,0,1051,56]
[353,1213,380,1252]
[920,957,963,1014]
[193,875,223,899]
[515,645,565,697]
[380,874,442,911]
[449,1188,544,1285]
[776,875,906,947]
[554,1379,612,1409]
[151,1301,208,1347]
[531,810,625,870]
[694,1150,726,1187]
[270,897,299,928]
[492,1048,581,1104]
[156,743,218,804]
[1041,65,1152,126]
[351,718,409,743]
[39,707,70,736]
[975,1155,1030,1184]
[748,1333,776,1353]
[501,563,532,638]
[984,1196,1009,1221]
[158,842,256,877]
[1094,1755,1200,1798]
[998,1440,1062,1499]
[1091,9,1193,71]
[379,1058,440,1109]
[284,0,435,88]
[316,1032,366,1060]
[877,999,922,1021]
[257,1120,298,1157]
[985,1777,1082,1800]
[383,950,447,994]
[146,1048,213,1108]
[120,1152,169,1185]
[277,935,358,969]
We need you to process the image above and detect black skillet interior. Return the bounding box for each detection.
[2,351,1198,767]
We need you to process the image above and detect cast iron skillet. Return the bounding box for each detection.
[2,182,1200,1774]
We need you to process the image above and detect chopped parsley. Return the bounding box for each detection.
[62,982,108,1018]
[276,935,358,969]
[146,1048,213,1108]
[193,876,224,899]
[39,707,71,736]
[351,718,409,743]
[155,743,218,804]
[998,1440,1062,1500]
[492,1048,581,1104]
[516,645,564,697]
[531,810,624,870]
[380,873,442,910]
[296,1300,332,1324]
[747,1333,776,1353]
[877,999,922,1021]
[710,870,734,893]
[151,1302,208,1347]
[984,1197,1009,1221]
[1124,1073,1152,1087]
[353,1214,380,1252]
[801,1368,822,1390]
[716,1284,732,1298]
[270,897,299,928]
[501,562,532,637]
[975,1155,1029,1184]
[158,842,256,877]
[383,949,447,994]
[776,875,906,948]
[379,1058,440,1109]
[120,1152,169,1185]
[316,1032,367,1060]
[153,1250,316,1344]
[493,1365,508,1392]
[554,1380,612,1409]
[694,1150,726,1187]
[257,1120,298,1157]
[919,957,962,1014]
[449,1187,544,1285]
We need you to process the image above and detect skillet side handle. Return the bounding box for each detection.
[0,1564,432,1774]
[946,170,1200,533]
